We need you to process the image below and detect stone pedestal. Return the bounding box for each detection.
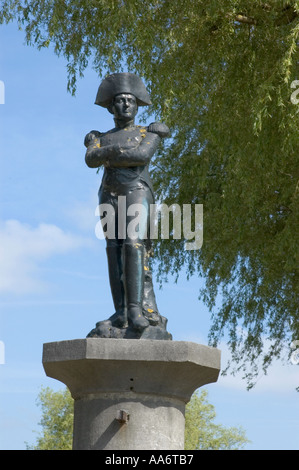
[42,338,221,450]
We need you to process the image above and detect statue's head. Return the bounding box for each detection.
[109,93,138,122]
[94,73,151,118]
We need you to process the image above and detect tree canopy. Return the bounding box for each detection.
[184,389,249,450]
[27,387,249,450]
[1,1,299,387]
[26,387,73,450]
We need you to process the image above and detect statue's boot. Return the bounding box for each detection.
[123,243,149,332]
[106,246,127,328]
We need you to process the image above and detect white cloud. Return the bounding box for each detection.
[182,335,298,394]
[0,219,90,294]
[215,341,299,394]
[67,197,99,233]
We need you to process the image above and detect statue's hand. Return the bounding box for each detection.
[84,130,102,148]
[147,122,170,138]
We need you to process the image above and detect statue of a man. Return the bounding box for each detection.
[84,73,171,339]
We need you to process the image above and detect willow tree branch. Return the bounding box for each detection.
[233,5,298,27]
[235,14,257,25]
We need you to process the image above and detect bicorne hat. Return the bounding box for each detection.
[95,72,152,108]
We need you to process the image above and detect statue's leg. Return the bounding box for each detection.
[122,186,153,332]
[123,242,149,332]
[142,247,160,324]
[106,243,127,328]
[99,189,127,327]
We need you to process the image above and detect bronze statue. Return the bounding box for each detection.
[84,73,172,340]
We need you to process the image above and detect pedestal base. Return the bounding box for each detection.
[42,338,221,450]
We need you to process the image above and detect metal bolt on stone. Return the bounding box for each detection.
[116,409,130,424]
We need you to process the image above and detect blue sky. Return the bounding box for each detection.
[0,22,298,450]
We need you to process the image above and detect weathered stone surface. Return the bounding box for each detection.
[42,338,221,450]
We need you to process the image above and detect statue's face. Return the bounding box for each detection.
[112,93,138,121]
